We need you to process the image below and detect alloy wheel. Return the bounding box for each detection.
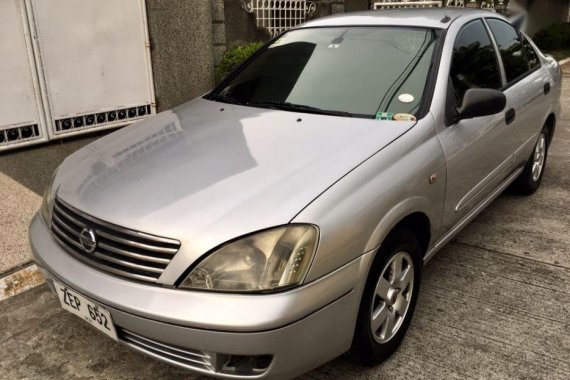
[370,251,414,344]
[531,133,547,182]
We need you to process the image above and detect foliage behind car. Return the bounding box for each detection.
[216,42,264,81]
[533,23,570,51]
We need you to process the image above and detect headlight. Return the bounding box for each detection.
[40,168,59,226]
[180,225,319,292]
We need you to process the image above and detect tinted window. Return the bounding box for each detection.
[522,35,540,70]
[486,19,528,83]
[214,27,438,118]
[449,20,501,108]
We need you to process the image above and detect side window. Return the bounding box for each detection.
[522,35,540,70]
[486,19,529,83]
[449,20,502,108]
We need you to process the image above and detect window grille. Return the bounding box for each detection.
[461,0,496,10]
[373,0,499,11]
[242,0,317,36]
[445,0,465,6]
[372,1,443,9]
[480,0,495,10]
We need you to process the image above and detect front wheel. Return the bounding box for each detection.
[352,228,422,365]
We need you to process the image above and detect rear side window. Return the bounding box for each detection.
[522,35,540,70]
[486,19,528,83]
[449,20,502,107]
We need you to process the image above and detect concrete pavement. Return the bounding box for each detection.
[0,133,105,276]
[0,133,106,300]
[0,173,41,275]
[0,77,568,378]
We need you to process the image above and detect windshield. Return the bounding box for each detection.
[210,27,438,119]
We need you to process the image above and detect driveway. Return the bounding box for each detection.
[0,76,568,379]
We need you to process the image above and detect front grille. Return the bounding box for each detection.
[51,197,180,283]
[118,328,223,373]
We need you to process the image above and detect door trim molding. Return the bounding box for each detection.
[424,165,524,263]
[455,153,513,212]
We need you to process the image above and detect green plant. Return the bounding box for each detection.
[216,42,264,81]
[533,23,570,51]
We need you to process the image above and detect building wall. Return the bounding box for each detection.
[145,0,215,112]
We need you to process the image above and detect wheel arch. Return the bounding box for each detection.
[365,197,434,259]
[545,113,556,145]
[391,213,431,257]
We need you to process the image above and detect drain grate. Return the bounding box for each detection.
[55,104,152,133]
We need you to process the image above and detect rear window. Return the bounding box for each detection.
[486,19,529,84]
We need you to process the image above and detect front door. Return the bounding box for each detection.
[437,19,513,231]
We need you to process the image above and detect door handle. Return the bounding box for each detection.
[544,82,551,95]
[505,108,516,125]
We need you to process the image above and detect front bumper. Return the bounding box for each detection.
[30,214,373,379]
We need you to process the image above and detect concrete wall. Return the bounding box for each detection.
[344,0,370,12]
[212,0,228,68]
[329,0,347,13]
[145,0,215,112]
[223,0,272,49]
[304,1,345,20]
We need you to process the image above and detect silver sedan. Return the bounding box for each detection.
[30,8,561,380]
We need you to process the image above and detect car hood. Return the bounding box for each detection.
[56,98,414,264]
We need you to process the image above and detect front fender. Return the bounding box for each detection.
[295,117,446,282]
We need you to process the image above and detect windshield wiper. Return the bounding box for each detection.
[205,93,243,105]
[247,100,353,118]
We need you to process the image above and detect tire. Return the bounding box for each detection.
[352,227,422,366]
[511,126,550,195]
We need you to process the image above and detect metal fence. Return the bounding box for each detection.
[374,0,498,11]
[241,0,503,39]
[445,0,465,6]
[242,0,317,36]
[373,1,443,9]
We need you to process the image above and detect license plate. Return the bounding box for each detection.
[54,281,118,340]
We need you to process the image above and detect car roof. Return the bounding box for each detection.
[299,8,507,30]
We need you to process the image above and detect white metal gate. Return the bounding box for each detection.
[0,0,48,150]
[0,0,155,152]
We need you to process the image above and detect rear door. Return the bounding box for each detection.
[485,17,551,168]
[437,19,513,231]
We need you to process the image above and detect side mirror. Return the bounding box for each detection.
[456,88,506,121]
